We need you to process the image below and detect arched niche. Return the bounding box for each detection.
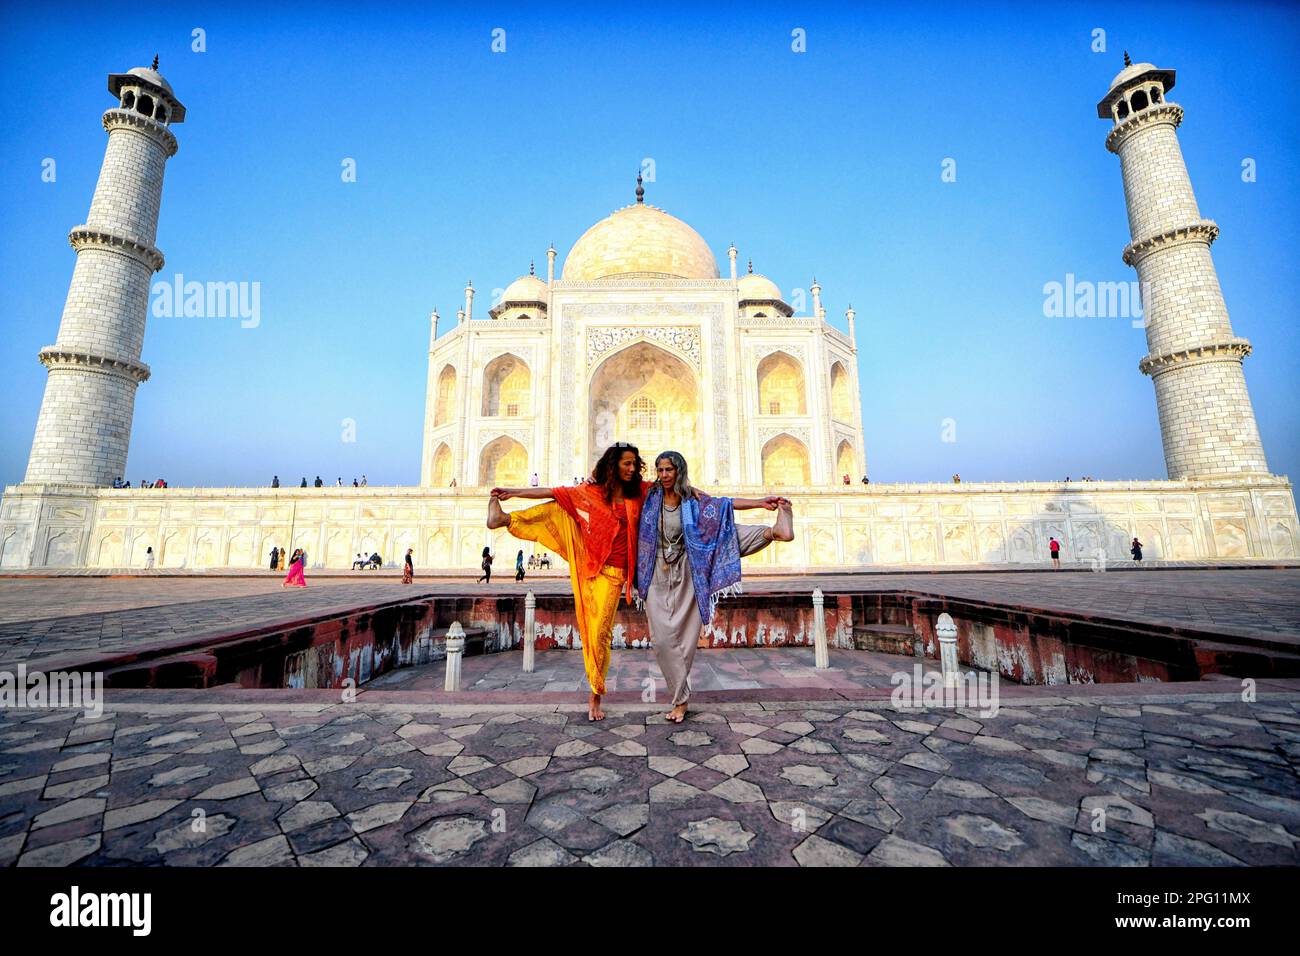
[757,351,807,415]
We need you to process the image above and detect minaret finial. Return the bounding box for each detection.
[152,54,159,71]
[635,171,644,204]
[1123,51,1131,67]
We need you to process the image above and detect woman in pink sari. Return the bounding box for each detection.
[281,548,307,588]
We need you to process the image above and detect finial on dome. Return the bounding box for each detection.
[1123,51,1131,67]
[152,54,159,71]
[747,259,753,274]
[529,261,535,276]
[635,171,645,204]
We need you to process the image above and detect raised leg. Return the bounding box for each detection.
[487,496,509,529]
[767,499,794,542]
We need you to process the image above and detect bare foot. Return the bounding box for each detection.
[588,692,605,721]
[770,500,794,542]
[666,704,687,723]
[486,495,509,529]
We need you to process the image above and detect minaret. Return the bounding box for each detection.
[1099,54,1268,479]
[728,242,738,280]
[463,280,475,322]
[546,243,556,285]
[845,305,857,351]
[23,58,185,486]
[429,306,439,346]
[810,276,822,318]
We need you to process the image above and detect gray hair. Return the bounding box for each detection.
[654,450,695,499]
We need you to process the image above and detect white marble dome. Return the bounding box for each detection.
[501,273,548,303]
[562,203,719,281]
[737,271,783,302]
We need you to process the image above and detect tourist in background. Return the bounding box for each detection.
[515,549,526,582]
[300,477,307,487]
[314,476,323,487]
[269,546,279,570]
[477,546,494,584]
[402,548,414,584]
[281,548,307,588]
[1131,537,1143,563]
[144,546,155,569]
[637,450,793,724]
[488,442,648,721]
[272,475,280,488]
[1049,536,1061,570]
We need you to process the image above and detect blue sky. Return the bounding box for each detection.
[1,0,1297,487]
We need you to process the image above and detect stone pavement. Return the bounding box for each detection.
[2,568,1298,670]
[2,683,1298,867]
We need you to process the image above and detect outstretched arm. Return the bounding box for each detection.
[491,487,555,501]
[731,495,790,511]
[487,487,554,529]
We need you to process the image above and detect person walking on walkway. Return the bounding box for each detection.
[515,549,526,582]
[281,548,307,588]
[1130,537,1144,563]
[476,546,494,584]
[144,546,155,569]
[402,548,414,584]
[1049,536,1061,570]
[269,546,279,570]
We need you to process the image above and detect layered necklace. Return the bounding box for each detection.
[659,492,686,572]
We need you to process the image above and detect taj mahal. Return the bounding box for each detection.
[1,55,1297,570]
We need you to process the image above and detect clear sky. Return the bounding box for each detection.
[1,0,1297,488]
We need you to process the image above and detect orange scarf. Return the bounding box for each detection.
[551,481,647,601]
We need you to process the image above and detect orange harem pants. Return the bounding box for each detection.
[507,502,625,696]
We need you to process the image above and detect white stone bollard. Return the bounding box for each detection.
[936,612,959,688]
[523,591,536,673]
[812,588,829,670]
[444,621,465,692]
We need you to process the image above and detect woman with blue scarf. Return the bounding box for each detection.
[636,451,793,723]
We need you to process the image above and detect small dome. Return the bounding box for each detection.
[127,66,174,96]
[108,63,186,122]
[563,203,719,281]
[1096,59,1175,118]
[737,272,783,302]
[501,274,548,304]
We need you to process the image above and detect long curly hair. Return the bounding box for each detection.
[591,443,645,502]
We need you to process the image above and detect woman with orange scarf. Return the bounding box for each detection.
[488,443,647,721]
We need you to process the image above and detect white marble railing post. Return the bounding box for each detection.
[936,612,959,688]
[523,591,536,673]
[444,621,465,691]
[812,588,829,669]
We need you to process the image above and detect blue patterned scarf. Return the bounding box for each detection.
[636,483,743,625]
